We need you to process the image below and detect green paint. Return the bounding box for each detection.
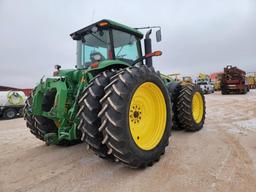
[87,59,130,72]
[31,59,129,144]
[30,20,168,144]
[32,69,86,143]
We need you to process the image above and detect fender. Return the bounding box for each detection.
[166,82,182,98]
[87,59,130,74]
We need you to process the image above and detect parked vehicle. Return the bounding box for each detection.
[0,91,26,119]
[209,72,223,91]
[246,72,256,89]
[196,81,214,94]
[221,65,249,94]
[195,73,214,94]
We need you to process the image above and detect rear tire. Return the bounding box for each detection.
[99,66,171,168]
[166,82,183,130]
[77,70,118,159]
[242,87,247,94]
[177,83,206,132]
[221,88,227,95]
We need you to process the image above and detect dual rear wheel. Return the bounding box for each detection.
[24,65,205,168]
[167,82,205,131]
[176,83,205,131]
[78,66,206,168]
[78,66,171,168]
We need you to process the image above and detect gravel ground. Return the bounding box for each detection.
[0,90,256,192]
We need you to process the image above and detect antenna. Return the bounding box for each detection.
[91,10,95,22]
[134,26,161,30]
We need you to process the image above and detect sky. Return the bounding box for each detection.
[0,0,255,88]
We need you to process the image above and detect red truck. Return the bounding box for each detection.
[221,65,249,94]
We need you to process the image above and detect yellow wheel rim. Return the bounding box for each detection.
[129,82,167,150]
[192,92,204,123]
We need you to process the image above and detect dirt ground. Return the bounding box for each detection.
[0,90,256,192]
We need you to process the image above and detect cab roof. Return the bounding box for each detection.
[70,19,144,40]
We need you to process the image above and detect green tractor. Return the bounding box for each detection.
[24,20,206,168]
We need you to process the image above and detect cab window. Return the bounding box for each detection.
[112,29,140,64]
[80,29,111,68]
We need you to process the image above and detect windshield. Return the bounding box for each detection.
[76,29,111,69]
[113,29,140,65]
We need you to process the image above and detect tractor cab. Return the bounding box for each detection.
[70,20,144,69]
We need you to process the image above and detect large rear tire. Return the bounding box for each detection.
[177,83,206,131]
[77,70,118,159]
[99,66,172,168]
[166,82,183,130]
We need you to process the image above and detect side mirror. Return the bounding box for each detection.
[156,29,162,42]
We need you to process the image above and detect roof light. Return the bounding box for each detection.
[98,22,108,27]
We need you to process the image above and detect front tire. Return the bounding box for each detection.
[99,66,172,168]
[24,92,45,141]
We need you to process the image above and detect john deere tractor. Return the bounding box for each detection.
[24,20,205,168]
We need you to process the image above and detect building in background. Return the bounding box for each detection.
[0,86,32,96]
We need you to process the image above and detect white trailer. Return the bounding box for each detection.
[0,91,26,119]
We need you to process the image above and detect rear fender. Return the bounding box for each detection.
[166,82,181,95]
[86,59,130,77]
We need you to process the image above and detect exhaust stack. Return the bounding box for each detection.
[144,29,152,67]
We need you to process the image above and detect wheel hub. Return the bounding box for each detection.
[128,82,167,150]
[129,105,142,124]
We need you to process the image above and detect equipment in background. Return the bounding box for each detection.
[166,73,181,82]
[182,76,192,83]
[221,65,249,95]
[209,72,223,91]
[195,73,214,94]
[246,72,256,89]
[0,91,26,119]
